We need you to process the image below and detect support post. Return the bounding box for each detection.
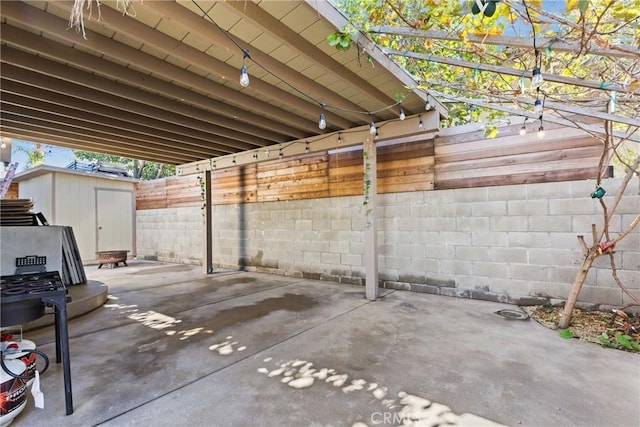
[363,139,379,300]
[205,170,214,274]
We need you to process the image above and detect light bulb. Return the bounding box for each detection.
[265,149,270,158]
[531,66,543,88]
[418,119,424,129]
[253,151,258,160]
[369,120,376,135]
[305,142,310,153]
[537,125,545,139]
[239,65,249,87]
[279,149,283,159]
[534,99,542,116]
[318,112,326,130]
[232,157,236,165]
[519,124,527,136]
[0,142,6,149]
[399,107,406,121]
[337,133,342,144]
[425,98,432,111]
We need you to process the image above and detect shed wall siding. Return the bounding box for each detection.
[135,177,639,309]
[18,173,54,222]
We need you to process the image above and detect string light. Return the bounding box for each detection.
[608,91,616,113]
[0,141,6,149]
[519,118,527,136]
[305,141,310,153]
[192,0,436,135]
[337,133,342,144]
[418,117,424,129]
[279,148,283,159]
[369,116,376,135]
[212,161,216,169]
[232,156,236,164]
[425,94,433,111]
[239,50,250,88]
[534,98,542,116]
[264,149,270,158]
[531,65,543,88]
[253,151,258,160]
[537,122,545,139]
[318,103,327,130]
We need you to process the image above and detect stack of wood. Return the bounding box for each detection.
[0,199,35,226]
[61,226,87,285]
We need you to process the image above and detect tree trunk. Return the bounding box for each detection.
[558,251,597,329]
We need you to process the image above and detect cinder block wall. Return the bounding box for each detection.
[136,207,203,265]
[137,177,639,308]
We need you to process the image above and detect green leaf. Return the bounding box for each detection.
[558,328,575,339]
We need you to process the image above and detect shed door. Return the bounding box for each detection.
[96,189,134,252]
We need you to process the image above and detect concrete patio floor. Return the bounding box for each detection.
[13,261,639,427]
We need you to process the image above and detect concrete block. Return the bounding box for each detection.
[507,200,549,216]
[471,201,508,216]
[490,247,527,263]
[472,261,509,278]
[454,187,488,202]
[383,281,411,291]
[438,203,458,217]
[457,216,490,231]
[440,287,470,298]
[425,217,456,231]
[384,256,413,270]
[424,244,456,259]
[509,263,550,281]
[440,259,472,275]
[442,231,471,246]
[488,184,528,201]
[527,181,573,199]
[455,246,490,261]
[396,244,425,258]
[577,285,623,306]
[621,251,640,272]
[528,248,574,266]
[549,198,597,215]
[398,272,427,284]
[408,231,440,245]
[509,295,549,306]
[471,231,508,247]
[490,216,528,231]
[529,215,572,232]
[530,281,573,300]
[508,232,550,248]
[379,270,399,282]
[410,284,441,294]
[410,257,439,272]
[340,253,362,266]
[469,289,509,303]
[396,191,424,205]
[425,275,456,288]
[329,240,350,254]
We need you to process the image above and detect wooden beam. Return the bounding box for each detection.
[49,1,354,131]
[0,98,225,156]
[428,89,640,143]
[1,2,330,134]
[363,136,379,300]
[220,0,397,116]
[143,0,375,123]
[383,48,630,93]
[369,26,638,59]
[306,0,447,119]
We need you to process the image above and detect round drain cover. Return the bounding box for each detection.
[495,309,529,320]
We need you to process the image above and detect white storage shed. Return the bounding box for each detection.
[13,165,137,263]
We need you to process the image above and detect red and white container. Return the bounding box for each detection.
[0,358,27,426]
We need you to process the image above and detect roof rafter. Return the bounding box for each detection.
[369,26,639,59]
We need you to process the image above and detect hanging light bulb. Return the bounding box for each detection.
[531,66,543,88]
[264,149,270,158]
[239,50,250,87]
[425,96,432,111]
[534,99,543,116]
[212,161,216,170]
[279,149,283,159]
[608,91,616,114]
[253,151,258,160]
[0,141,6,149]
[418,117,424,129]
[369,119,376,135]
[337,133,342,144]
[537,123,545,139]
[305,141,310,153]
[318,104,327,130]
[232,156,236,165]
[399,106,406,121]
[519,122,527,136]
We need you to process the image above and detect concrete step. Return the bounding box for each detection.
[22,281,108,332]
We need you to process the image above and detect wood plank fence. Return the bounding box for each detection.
[137,125,604,209]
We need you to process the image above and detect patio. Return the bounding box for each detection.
[16,260,639,427]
